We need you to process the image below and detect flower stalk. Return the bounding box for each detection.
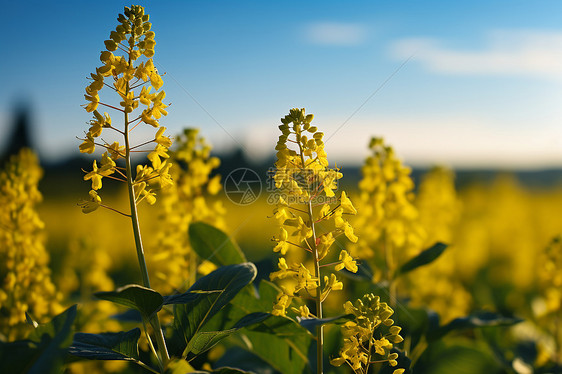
[78,5,174,370]
[270,108,359,374]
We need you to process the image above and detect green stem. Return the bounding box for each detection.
[135,360,161,374]
[409,335,427,367]
[308,198,323,374]
[384,235,397,308]
[124,108,170,367]
[298,138,323,374]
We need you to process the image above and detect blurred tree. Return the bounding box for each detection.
[1,101,34,164]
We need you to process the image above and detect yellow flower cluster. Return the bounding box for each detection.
[409,167,471,322]
[57,238,125,374]
[78,5,173,213]
[330,294,405,374]
[0,149,62,340]
[269,108,358,317]
[534,236,562,363]
[453,176,537,291]
[349,137,425,282]
[146,129,225,294]
[538,236,562,316]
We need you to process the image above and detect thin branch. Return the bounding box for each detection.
[103,173,127,183]
[129,117,144,132]
[100,204,131,217]
[130,139,155,150]
[114,168,127,179]
[99,102,125,113]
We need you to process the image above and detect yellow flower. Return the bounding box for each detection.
[333,293,405,373]
[107,142,125,160]
[270,257,291,280]
[155,126,173,148]
[79,190,102,213]
[294,264,318,293]
[317,232,335,260]
[335,250,358,273]
[292,305,312,318]
[270,108,358,334]
[272,293,291,317]
[0,149,61,339]
[84,91,99,112]
[84,160,104,190]
[79,133,96,154]
[148,144,170,169]
[145,128,225,293]
[340,191,357,215]
[323,273,343,292]
[79,4,173,212]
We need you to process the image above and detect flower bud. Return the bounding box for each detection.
[110,30,123,43]
[100,51,113,63]
[104,40,118,51]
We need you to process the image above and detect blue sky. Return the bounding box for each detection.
[2,0,562,168]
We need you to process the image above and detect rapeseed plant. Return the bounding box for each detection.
[409,167,470,322]
[349,137,425,301]
[58,238,126,374]
[269,108,359,372]
[147,128,225,294]
[77,5,172,366]
[330,294,405,374]
[535,236,562,364]
[0,149,62,340]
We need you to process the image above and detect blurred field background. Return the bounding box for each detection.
[2,2,562,372]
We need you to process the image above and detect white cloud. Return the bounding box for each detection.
[391,30,562,78]
[303,22,369,46]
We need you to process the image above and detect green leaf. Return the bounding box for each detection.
[173,263,257,355]
[69,328,141,361]
[163,290,222,305]
[0,340,40,373]
[395,242,447,276]
[415,341,501,374]
[185,313,271,357]
[200,280,312,374]
[214,347,277,374]
[189,222,246,266]
[241,315,312,374]
[216,281,312,374]
[186,328,238,357]
[297,314,354,334]
[95,284,164,319]
[428,311,523,341]
[30,305,77,374]
[0,305,77,374]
